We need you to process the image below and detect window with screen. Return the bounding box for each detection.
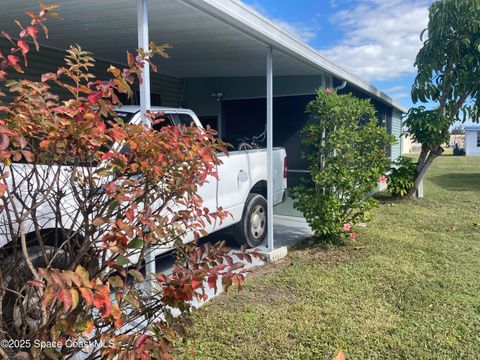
[477,132,480,147]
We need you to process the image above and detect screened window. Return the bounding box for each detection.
[477,132,480,147]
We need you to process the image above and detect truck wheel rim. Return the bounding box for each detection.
[13,283,42,336]
[250,204,266,239]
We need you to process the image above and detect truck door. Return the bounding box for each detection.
[173,113,217,235]
[215,151,252,230]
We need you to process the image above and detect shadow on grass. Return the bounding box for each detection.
[429,173,480,192]
[291,235,347,251]
[373,191,412,204]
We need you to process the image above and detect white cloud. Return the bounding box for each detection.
[383,85,410,99]
[246,1,319,43]
[269,18,318,43]
[322,0,431,81]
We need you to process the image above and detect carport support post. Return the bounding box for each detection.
[137,0,156,278]
[266,45,274,251]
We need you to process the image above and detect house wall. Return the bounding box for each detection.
[465,130,480,156]
[0,39,183,107]
[337,84,402,161]
[391,109,402,160]
[181,75,325,116]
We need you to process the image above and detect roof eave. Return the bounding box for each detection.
[183,0,409,114]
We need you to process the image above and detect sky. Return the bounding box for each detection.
[244,0,433,110]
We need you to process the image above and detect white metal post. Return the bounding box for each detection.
[137,0,155,276]
[266,46,274,250]
[137,0,151,125]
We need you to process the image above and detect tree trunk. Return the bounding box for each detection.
[408,145,444,197]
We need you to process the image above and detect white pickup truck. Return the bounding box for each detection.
[0,106,287,255]
[119,106,287,251]
[0,106,287,339]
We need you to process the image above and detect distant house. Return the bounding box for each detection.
[464,126,480,156]
[449,134,464,148]
[401,133,422,154]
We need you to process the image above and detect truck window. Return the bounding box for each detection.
[12,111,136,165]
[152,114,175,131]
[176,113,195,127]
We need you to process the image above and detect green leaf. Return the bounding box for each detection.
[127,237,144,249]
[108,275,124,288]
[116,254,131,266]
[45,349,62,360]
[128,269,145,282]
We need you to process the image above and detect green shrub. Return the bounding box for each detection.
[291,89,394,241]
[387,156,416,197]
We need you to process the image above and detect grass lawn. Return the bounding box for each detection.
[187,155,480,359]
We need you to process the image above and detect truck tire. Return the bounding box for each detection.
[234,193,267,247]
[1,246,70,339]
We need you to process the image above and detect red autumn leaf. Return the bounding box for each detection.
[15,135,27,149]
[17,40,29,56]
[62,270,82,288]
[135,334,149,349]
[127,51,135,67]
[100,298,112,318]
[101,151,114,160]
[41,72,57,82]
[58,287,73,312]
[0,70,6,80]
[0,134,10,150]
[7,55,19,66]
[41,287,56,310]
[107,127,127,141]
[0,184,7,197]
[39,139,50,149]
[207,274,217,289]
[114,318,124,330]
[92,217,106,226]
[26,26,39,38]
[2,31,13,44]
[21,150,34,163]
[156,274,167,283]
[27,280,44,287]
[87,91,102,104]
[125,208,134,223]
[7,55,22,73]
[103,182,117,196]
[79,287,93,308]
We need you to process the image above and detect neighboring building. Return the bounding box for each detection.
[449,134,464,149]
[464,126,480,156]
[401,133,422,154]
[0,0,407,189]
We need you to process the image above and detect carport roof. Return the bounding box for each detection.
[1,0,408,113]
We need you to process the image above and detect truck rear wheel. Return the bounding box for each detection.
[234,193,267,248]
[1,246,70,340]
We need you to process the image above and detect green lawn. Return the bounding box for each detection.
[187,156,480,359]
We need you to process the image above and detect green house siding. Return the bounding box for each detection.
[391,108,402,160]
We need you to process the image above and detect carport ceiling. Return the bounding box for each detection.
[1,0,318,78]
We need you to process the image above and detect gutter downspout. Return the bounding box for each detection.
[334,80,347,92]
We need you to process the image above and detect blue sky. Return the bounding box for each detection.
[244,0,433,109]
